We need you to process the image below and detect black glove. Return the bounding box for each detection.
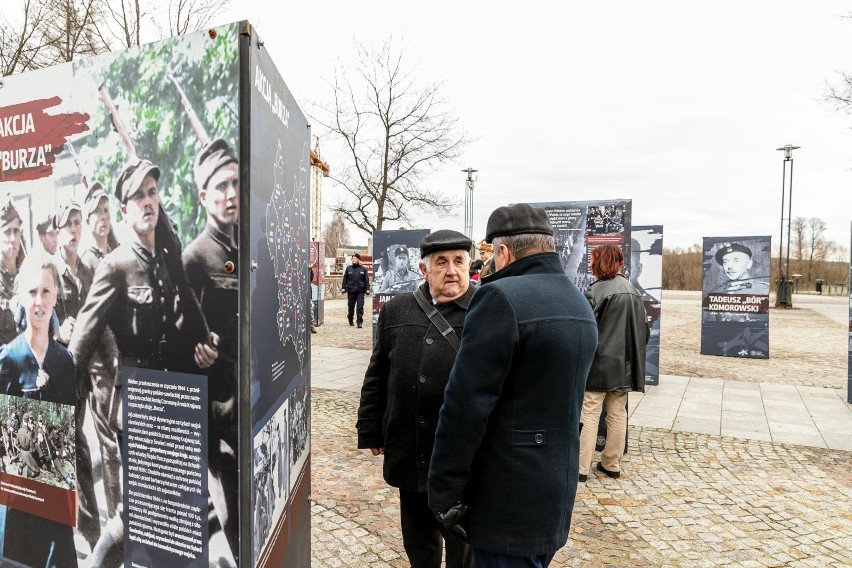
[434,502,468,540]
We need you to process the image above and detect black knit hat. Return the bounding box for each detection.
[485,203,552,242]
[419,229,472,258]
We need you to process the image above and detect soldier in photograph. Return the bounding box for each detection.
[69,157,218,565]
[379,245,422,293]
[712,243,770,294]
[183,137,240,560]
[34,211,59,255]
[0,196,25,347]
[80,181,120,272]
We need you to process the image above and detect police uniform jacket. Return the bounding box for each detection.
[69,235,188,378]
[357,282,474,492]
[342,263,369,293]
[428,252,598,556]
[584,274,649,393]
[0,333,76,403]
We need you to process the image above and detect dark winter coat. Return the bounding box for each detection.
[357,282,474,492]
[342,263,370,293]
[428,252,598,556]
[584,274,649,393]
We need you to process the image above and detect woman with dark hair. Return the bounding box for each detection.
[578,243,649,482]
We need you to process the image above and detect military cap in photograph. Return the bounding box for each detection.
[35,211,56,235]
[715,242,752,265]
[0,195,22,230]
[194,138,238,190]
[419,229,473,258]
[114,159,160,203]
[83,181,108,217]
[54,201,82,229]
[391,244,409,258]
[485,203,553,242]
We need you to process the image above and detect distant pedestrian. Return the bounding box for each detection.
[578,243,649,482]
[429,204,598,568]
[358,229,475,568]
[342,253,369,328]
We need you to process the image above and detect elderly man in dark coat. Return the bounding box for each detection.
[428,204,598,568]
[357,229,475,568]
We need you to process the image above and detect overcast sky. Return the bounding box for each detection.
[219,1,852,251]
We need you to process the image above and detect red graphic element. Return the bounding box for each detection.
[0,96,90,183]
[0,472,77,526]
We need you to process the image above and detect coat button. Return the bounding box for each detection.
[418,376,426,384]
[425,338,433,345]
[418,416,425,424]
[534,433,544,444]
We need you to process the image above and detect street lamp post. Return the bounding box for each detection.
[776,144,799,308]
[462,168,478,239]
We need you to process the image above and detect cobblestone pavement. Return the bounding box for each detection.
[311,292,851,566]
[311,388,852,567]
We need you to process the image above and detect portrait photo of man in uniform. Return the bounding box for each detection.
[379,244,423,293]
[705,240,770,295]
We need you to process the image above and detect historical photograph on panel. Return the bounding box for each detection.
[288,379,310,496]
[701,236,771,359]
[631,226,663,385]
[371,229,429,342]
[533,200,632,294]
[251,399,291,563]
[0,22,240,567]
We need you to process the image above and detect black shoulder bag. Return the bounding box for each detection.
[413,288,460,352]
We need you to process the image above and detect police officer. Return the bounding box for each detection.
[342,253,369,328]
[0,196,25,347]
[712,243,770,294]
[379,245,421,293]
[183,137,240,561]
[68,157,218,565]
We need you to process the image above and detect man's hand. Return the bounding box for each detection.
[434,502,468,540]
[194,332,219,368]
[369,447,384,456]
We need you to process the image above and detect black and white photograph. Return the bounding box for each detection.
[631,226,664,385]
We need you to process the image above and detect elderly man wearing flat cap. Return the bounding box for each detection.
[379,244,422,293]
[342,252,370,327]
[428,204,598,568]
[357,229,475,568]
[183,137,240,560]
[0,197,26,347]
[68,158,218,563]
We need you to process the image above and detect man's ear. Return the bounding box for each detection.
[419,263,427,276]
[199,189,208,207]
[120,205,127,216]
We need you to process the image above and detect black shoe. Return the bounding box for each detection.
[357,323,363,328]
[311,327,317,334]
[578,474,588,483]
[348,318,354,326]
[596,462,620,479]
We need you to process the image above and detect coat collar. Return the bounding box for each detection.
[418,281,475,310]
[481,252,563,284]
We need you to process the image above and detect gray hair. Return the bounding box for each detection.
[492,233,555,259]
[421,250,471,272]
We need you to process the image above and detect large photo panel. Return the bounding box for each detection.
[247,28,312,568]
[701,236,771,359]
[1,23,241,567]
[371,229,429,344]
[632,225,663,385]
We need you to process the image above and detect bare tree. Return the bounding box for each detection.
[40,0,110,63]
[313,38,467,234]
[791,216,807,261]
[662,244,702,290]
[0,0,53,75]
[167,0,229,37]
[322,212,351,259]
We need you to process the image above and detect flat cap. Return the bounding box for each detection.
[715,242,752,265]
[35,211,56,235]
[194,138,238,190]
[0,196,21,231]
[115,158,160,204]
[54,201,82,229]
[83,181,108,217]
[419,229,472,258]
[485,203,552,242]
